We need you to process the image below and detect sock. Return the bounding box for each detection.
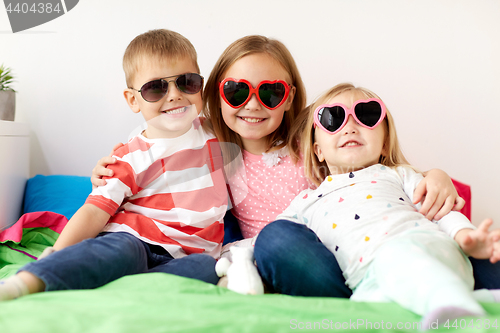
[473,289,500,303]
[0,275,30,301]
[488,289,500,302]
[421,306,484,331]
[473,288,496,302]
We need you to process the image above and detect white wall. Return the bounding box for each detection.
[1,0,499,227]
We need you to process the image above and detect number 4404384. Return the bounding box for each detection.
[444,318,498,329]
[6,2,62,14]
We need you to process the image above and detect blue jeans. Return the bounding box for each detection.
[254,220,352,297]
[223,209,243,245]
[20,232,219,291]
[470,256,500,289]
[254,220,500,298]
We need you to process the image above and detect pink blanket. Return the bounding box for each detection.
[0,211,68,243]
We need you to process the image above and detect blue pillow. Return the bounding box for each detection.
[23,175,244,243]
[23,175,92,220]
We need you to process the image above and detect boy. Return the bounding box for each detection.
[0,29,227,300]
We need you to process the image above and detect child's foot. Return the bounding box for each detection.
[488,289,500,302]
[217,276,228,288]
[0,275,29,301]
[421,306,483,331]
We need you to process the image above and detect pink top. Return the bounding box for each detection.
[228,147,311,238]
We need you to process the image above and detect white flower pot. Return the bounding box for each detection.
[0,90,16,121]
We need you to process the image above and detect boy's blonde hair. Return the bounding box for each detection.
[203,35,306,165]
[123,29,200,88]
[302,83,410,186]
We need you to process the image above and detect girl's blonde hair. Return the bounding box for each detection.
[203,35,306,165]
[302,83,410,186]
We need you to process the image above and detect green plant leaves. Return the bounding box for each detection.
[0,64,15,92]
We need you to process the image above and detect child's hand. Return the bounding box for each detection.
[220,237,256,261]
[413,169,465,220]
[90,143,123,189]
[38,247,56,260]
[454,219,500,263]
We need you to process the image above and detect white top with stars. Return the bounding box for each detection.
[277,164,474,288]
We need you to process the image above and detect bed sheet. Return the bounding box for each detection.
[1,213,500,332]
[1,176,498,332]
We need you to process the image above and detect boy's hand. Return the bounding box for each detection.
[413,169,465,221]
[90,143,123,189]
[454,219,500,263]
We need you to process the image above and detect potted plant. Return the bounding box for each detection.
[0,64,16,121]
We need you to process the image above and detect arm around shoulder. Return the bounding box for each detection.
[90,142,124,189]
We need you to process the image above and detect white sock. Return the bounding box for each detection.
[473,288,496,302]
[421,306,484,331]
[486,289,500,302]
[473,288,500,303]
[0,275,30,301]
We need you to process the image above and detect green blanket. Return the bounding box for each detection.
[1,273,500,332]
[0,227,59,279]
[1,227,500,332]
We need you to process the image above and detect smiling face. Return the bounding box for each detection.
[313,91,387,175]
[220,53,295,154]
[124,57,202,139]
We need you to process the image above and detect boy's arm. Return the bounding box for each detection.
[53,204,111,251]
[454,218,500,263]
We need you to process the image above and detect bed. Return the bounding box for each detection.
[1,173,500,332]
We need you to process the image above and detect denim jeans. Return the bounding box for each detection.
[20,232,219,291]
[223,209,243,245]
[470,256,500,289]
[254,220,500,298]
[254,220,352,297]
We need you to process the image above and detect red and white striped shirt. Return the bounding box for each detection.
[85,124,227,258]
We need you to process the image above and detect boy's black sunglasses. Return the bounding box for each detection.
[129,73,203,103]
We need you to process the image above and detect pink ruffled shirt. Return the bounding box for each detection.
[228,147,311,238]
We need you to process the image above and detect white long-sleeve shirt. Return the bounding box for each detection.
[277,164,474,288]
